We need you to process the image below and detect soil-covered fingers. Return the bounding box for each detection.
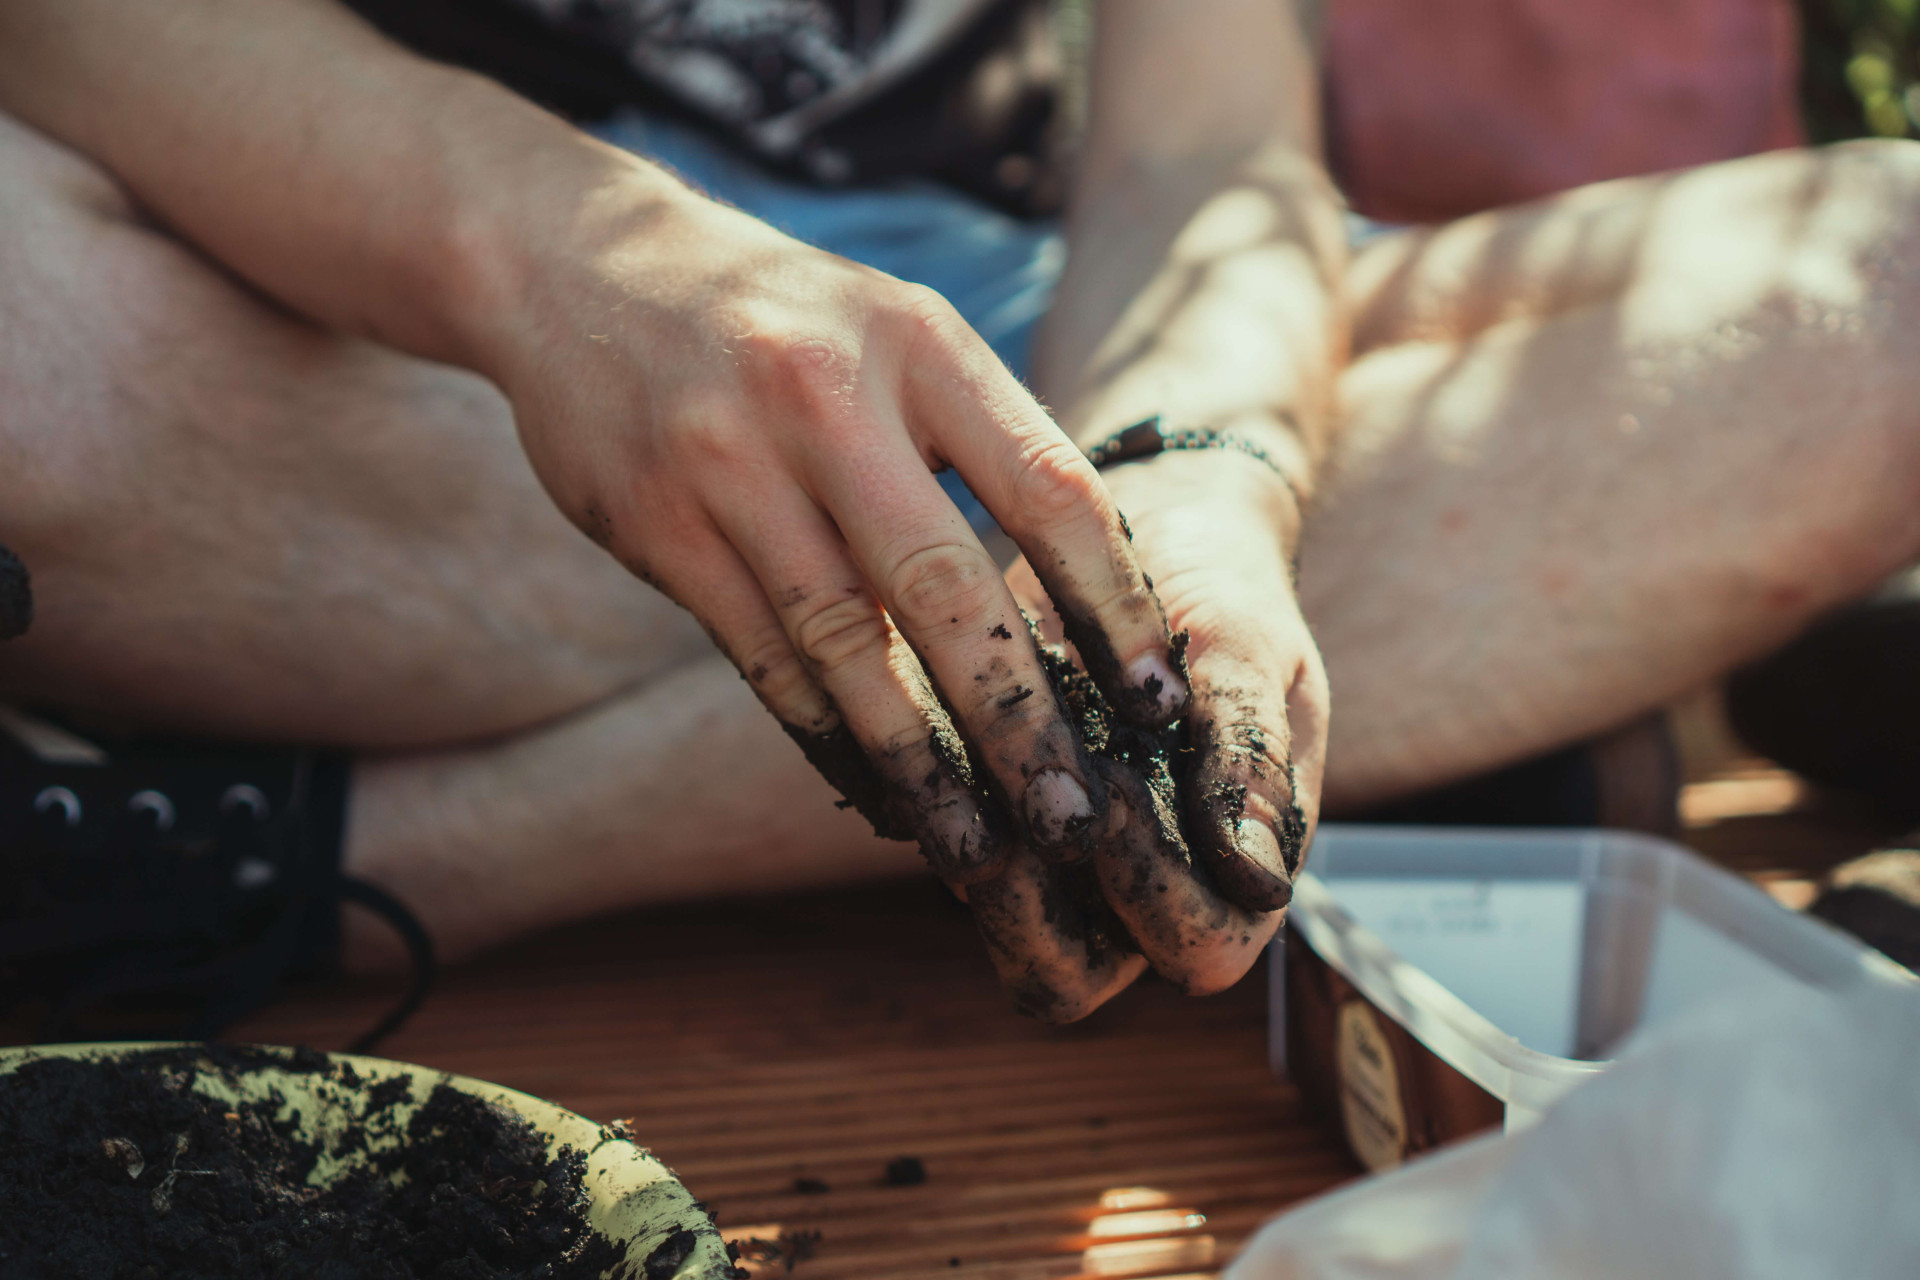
[1180,638,1325,914]
[799,430,1110,859]
[900,303,1188,728]
[1090,756,1278,996]
[966,847,1149,1023]
[1096,451,1329,915]
[708,487,1005,883]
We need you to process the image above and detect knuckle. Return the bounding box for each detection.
[971,681,1053,749]
[884,283,986,370]
[736,631,818,714]
[733,322,857,419]
[886,282,963,340]
[886,542,1000,634]
[659,396,751,472]
[792,589,895,672]
[1076,574,1168,640]
[1196,710,1290,782]
[1008,440,1105,528]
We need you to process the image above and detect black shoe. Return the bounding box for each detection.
[1354,712,1681,833]
[0,705,432,1050]
[1725,576,1920,823]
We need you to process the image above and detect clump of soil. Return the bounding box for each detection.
[881,1156,926,1187]
[0,1046,628,1278]
[1030,623,1185,825]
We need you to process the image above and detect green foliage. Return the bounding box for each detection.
[1800,0,1920,141]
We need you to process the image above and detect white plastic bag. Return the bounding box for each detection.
[1229,979,1920,1280]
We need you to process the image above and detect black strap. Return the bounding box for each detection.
[0,543,30,641]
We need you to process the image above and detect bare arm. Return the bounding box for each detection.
[0,0,1196,892]
[1037,0,1346,494]
[1003,0,1345,997]
[0,0,631,370]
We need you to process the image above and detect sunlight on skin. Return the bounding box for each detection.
[1415,332,1530,462]
[1622,159,1889,347]
[1332,332,1530,466]
[1169,185,1284,263]
[1077,179,1332,474]
[1341,150,1897,473]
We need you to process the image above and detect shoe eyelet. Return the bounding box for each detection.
[219,784,270,822]
[128,790,177,832]
[234,856,278,890]
[33,786,82,828]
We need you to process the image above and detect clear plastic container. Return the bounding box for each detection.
[1272,825,1912,1170]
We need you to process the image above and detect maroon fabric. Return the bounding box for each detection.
[1327,0,1805,222]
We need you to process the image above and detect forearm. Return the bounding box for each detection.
[0,0,692,378]
[1034,0,1346,514]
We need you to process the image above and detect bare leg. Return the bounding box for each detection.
[344,657,914,968]
[0,110,910,970]
[0,110,702,748]
[1306,141,1920,810]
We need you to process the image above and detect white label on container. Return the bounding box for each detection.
[1330,878,1586,1057]
[1336,999,1406,1171]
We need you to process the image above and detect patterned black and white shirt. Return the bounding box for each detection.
[349,0,1068,211]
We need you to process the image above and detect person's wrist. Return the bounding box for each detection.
[1082,414,1311,543]
[432,145,707,392]
[1097,442,1307,561]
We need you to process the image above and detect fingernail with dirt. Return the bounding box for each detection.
[1222,818,1294,913]
[924,792,1000,884]
[1024,768,1095,853]
[1124,653,1189,718]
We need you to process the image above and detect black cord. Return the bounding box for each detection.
[337,875,437,1054]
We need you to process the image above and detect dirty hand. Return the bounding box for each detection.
[970,447,1328,1019]
[484,185,1189,883]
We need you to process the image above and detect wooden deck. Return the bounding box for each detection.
[238,874,1351,1280]
[212,750,1907,1280]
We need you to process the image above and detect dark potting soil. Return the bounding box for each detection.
[0,1046,630,1279]
[880,1156,926,1187]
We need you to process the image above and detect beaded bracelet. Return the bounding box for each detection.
[1083,416,1307,511]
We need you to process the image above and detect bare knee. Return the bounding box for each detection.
[1652,141,1920,554]
[0,105,343,538]
[1814,140,1920,460]
[1787,139,1920,327]
[0,111,150,542]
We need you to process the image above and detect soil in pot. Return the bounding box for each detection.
[0,1045,629,1278]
